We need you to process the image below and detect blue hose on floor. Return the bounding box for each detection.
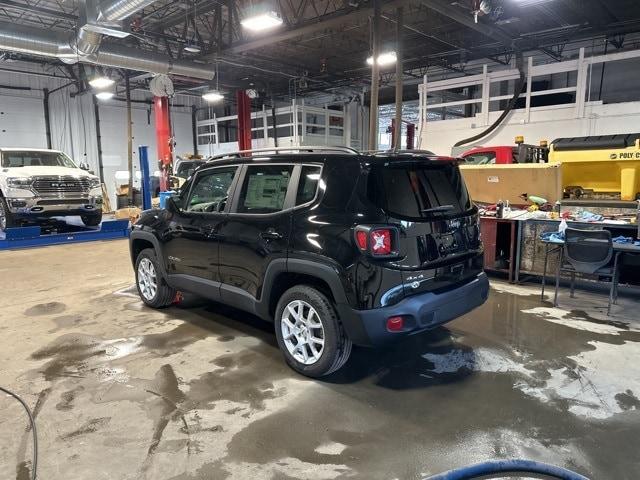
[425,459,590,480]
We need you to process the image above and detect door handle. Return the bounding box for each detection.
[260,229,282,240]
[203,226,224,240]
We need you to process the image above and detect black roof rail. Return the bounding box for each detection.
[206,145,359,162]
[370,149,436,156]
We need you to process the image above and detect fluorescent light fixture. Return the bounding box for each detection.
[366,51,397,67]
[202,90,224,102]
[240,11,283,31]
[183,43,201,53]
[89,76,115,89]
[95,91,115,100]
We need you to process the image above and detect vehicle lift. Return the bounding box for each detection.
[0,218,130,250]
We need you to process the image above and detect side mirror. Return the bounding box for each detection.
[166,195,184,213]
[79,162,90,171]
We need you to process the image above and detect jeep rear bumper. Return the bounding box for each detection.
[335,272,490,347]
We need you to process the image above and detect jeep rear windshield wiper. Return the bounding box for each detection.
[421,205,455,213]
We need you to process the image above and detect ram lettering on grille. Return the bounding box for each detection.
[32,176,91,194]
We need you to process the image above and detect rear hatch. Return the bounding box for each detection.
[367,157,483,297]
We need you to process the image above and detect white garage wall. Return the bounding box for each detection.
[418,48,640,156]
[421,101,640,156]
[0,65,200,208]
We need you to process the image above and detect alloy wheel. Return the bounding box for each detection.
[137,258,158,301]
[281,300,325,365]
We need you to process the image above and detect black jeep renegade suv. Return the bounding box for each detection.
[129,147,489,377]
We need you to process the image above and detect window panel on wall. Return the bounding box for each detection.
[306,112,325,126]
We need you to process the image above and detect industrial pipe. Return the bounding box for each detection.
[368,0,381,151]
[454,51,525,148]
[0,21,214,79]
[393,7,403,151]
[98,0,158,23]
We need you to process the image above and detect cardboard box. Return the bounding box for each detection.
[460,163,562,206]
[114,207,141,222]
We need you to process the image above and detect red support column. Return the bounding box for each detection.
[154,96,173,191]
[236,90,252,152]
[390,118,397,149]
[406,123,416,150]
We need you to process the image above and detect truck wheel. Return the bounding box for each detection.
[275,285,352,378]
[81,212,102,227]
[135,248,175,308]
[0,197,16,231]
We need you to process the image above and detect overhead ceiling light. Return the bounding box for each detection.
[183,43,201,53]
[202,90,224,102]
[366,51,397,67]
[240,11,283,31]
[89,76,115,89]
[95,91,115,100]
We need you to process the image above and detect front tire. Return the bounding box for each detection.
[135,248,175,308]
[0,197,16,231]
[275,285,352,378]
[81,212,102,227]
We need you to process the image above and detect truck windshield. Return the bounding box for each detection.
[368,162,474,219]
[2,151,77,168]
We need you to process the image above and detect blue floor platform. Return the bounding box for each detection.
[0,217,130,250]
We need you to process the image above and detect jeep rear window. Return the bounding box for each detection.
[367,162,473,219]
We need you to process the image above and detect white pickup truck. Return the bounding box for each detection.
[0,148,103,231]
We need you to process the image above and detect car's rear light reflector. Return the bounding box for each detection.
[386,316,404,332]
[371,229,392,256]
[355,230,368,250]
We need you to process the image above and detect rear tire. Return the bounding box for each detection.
[0,196,16,231]
[81,212,102,227]
[275,285,352,378]
[135,248,175,308]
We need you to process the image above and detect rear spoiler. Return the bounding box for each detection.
[370,151,459,164]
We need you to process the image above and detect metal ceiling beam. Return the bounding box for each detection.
[206,0,412,56]
[151,0,221,31]
[0,0,75,21]
[418,0,514,48]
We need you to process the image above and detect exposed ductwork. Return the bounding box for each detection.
[0,21,215,80]
[98,0,159,23]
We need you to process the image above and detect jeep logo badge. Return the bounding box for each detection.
[447,219,461,231]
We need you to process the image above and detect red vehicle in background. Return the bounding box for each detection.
[461,137,549,165]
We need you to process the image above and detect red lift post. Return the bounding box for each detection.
[154,96,173,192]
[390,118,416,150]
[236,90,252,152]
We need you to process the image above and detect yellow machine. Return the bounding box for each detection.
[549,134,640,201]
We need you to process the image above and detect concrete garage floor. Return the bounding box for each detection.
[1,240,639,480]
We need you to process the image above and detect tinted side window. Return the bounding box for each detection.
[296,165,322,205]
[186,167,237,213]
[236,165,294,214]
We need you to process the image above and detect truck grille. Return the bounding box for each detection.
[32,176,91,194]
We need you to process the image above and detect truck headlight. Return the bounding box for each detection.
[7,177,32,189]
[88,178,101,189]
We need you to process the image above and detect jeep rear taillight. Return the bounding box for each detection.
[371,229,392,256]
[354,226,398,258]
[355,230,368,251]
